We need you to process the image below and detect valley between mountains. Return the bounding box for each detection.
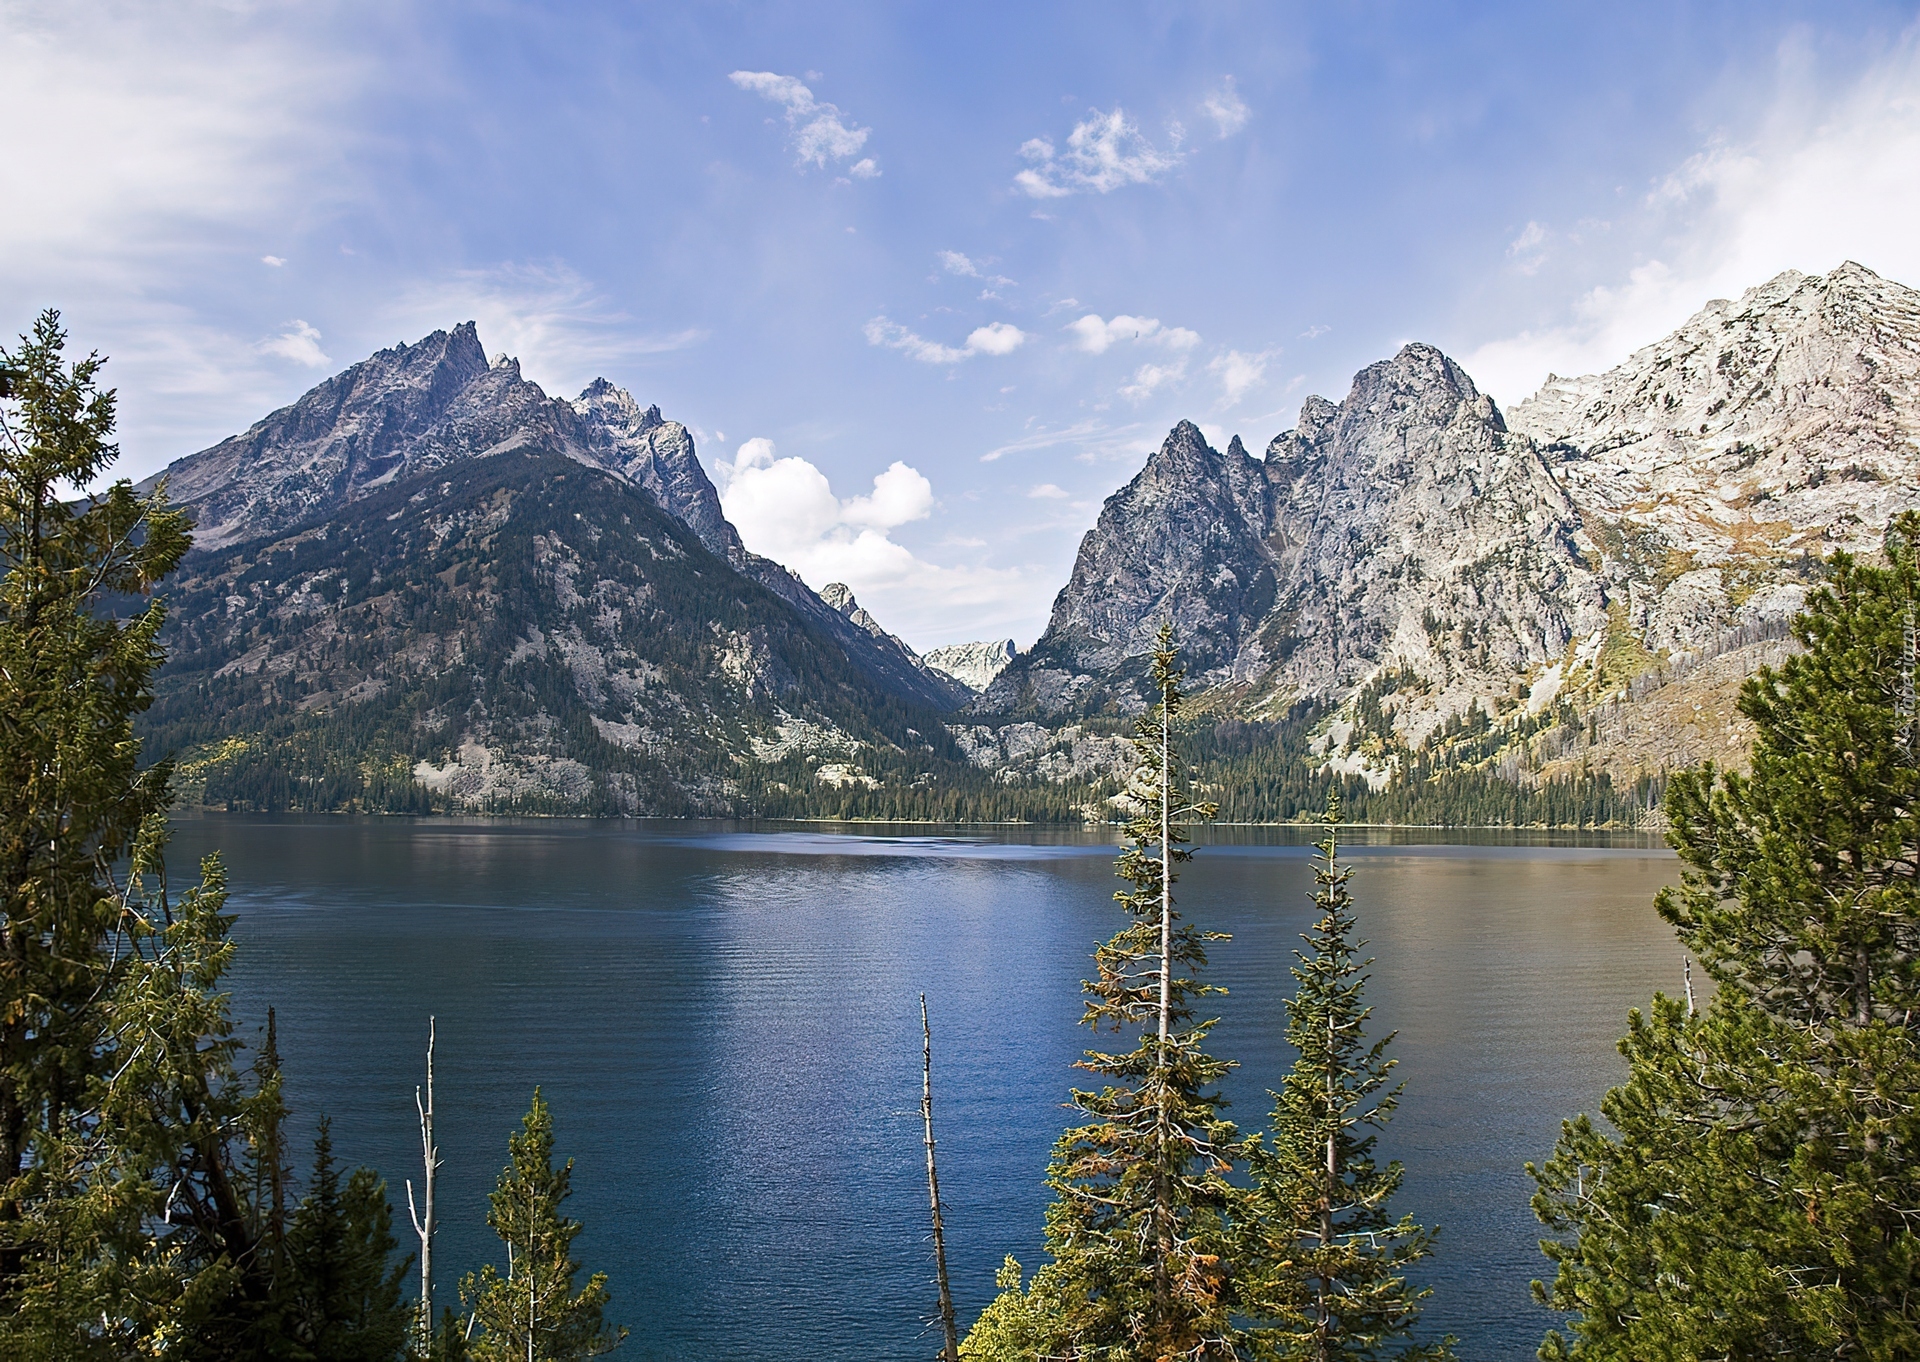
[139,262,1920,824]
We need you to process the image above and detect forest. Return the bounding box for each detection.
[8,315,1920,1358]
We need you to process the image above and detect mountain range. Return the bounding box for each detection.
[136,262,1920,821]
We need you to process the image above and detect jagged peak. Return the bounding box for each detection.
[819,582,857,613]
[1142,419,1219,472]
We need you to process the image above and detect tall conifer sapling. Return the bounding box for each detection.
[1241,799,1451,1361]
[964,624,1242,1361]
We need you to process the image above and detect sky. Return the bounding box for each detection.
[5,1,1920,649]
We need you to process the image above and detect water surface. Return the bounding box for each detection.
[168,816,1684,1361]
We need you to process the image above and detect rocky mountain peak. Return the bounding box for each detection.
[984,338,1602,737]
[1344,343,1505,435]
[923,640,1017,695]
[820,582,912,653]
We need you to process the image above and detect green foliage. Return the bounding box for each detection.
[0,313,285,1355]
[0,310,191,1246]
[1239,803,1452,1362]
[0,825,278,1357]
[965,626,1244,1361]
[273,1119,413,1361]
[1530,513,1920,1358]
[461,1090,624,1362]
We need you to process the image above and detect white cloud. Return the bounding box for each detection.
[1202,77,1251,138]
[388,260,706,396]
[1028,483,1070,499]
[1065,313,1201,354]
[729,70,875,173]
[1209,348,1273,406]
[865,316,1028,364]
[259,319,329,367]
[713,439,1037,645]
[261,255,286,267]
[965,321,1027,356]
[1014,108,1181,198]
[1120,360,1187,402]
[939,250,980,277]
[1462,29,1920,407]
[843,460,935,529]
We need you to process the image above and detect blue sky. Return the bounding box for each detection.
[6,1,1920,647]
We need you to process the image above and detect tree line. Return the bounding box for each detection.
[8,312,1920,1357]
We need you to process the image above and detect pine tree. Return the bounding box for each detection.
[0,310,190,1305]
[0,314,417,1357]
[964,624,1242,1361]
[1240,800,1452,1362]
[461,1091,624,1362]
[0,822,278,1357]
[1531,512,1920,1358]
[274,1119,413,1362]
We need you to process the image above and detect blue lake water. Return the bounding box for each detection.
[166,816,1684,1362]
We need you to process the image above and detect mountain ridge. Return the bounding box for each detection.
[141,322,963,713]
[133,262,1920,821]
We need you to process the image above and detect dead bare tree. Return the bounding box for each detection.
[406,1017,442,1348]
[921,994,960,1362]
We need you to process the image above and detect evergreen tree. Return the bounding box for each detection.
[1531,512,1920,1358]
[0,314,414,1358]
[0,822,277,1357]
[461,1091,624,1362]
[0,311,190,1303]
[274,1119,413,1362]
[964,625,1243,1361]
[1239,801,1451,1362]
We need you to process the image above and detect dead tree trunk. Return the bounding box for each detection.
[921,995,960,1362]
[406,1017,441,1348]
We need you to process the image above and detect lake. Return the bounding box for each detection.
[166,816,1685,1361]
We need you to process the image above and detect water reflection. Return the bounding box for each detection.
[168,816,1680,1362]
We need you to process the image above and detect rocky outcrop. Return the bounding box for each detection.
[1509,261,1920,649]
[571,379,742,561]
[923,640,1016,694]
[1260,344,1605,740]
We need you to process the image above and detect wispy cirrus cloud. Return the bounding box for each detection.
[729,70,877,175]
[390,260,706,394]
[865,316,1028,364]
[1119,360,1188,402]
[1015,108,1181,198]
[1209,348,1276,406]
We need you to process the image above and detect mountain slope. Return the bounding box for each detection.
[147,447,966,814]
[973,264,1920,807]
